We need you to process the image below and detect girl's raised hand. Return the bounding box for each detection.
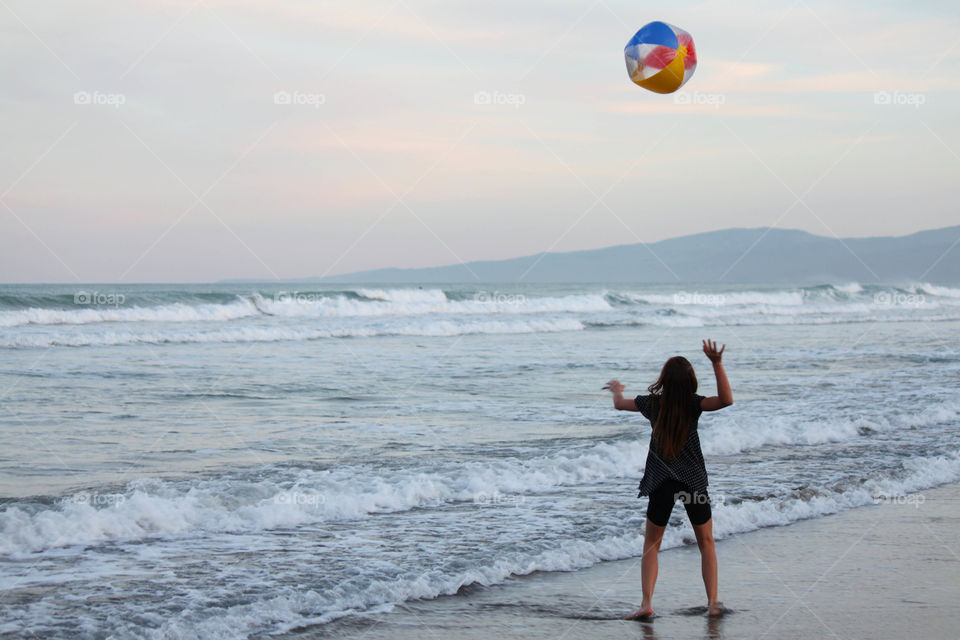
[603,379,625,393]
[702,339,725,363]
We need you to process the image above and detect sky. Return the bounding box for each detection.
[1,0,958,283]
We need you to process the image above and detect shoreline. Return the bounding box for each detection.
[310,481,960,640]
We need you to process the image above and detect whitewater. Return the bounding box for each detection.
[1,281,959,639]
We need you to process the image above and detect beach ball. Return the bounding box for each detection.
[624,21,697,94]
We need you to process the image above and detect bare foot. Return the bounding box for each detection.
[708,601,725,617]
[625,604,654,620]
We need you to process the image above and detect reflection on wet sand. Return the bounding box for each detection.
[636,610,726,640]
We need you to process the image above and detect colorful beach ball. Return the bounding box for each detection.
[624,21,697,94]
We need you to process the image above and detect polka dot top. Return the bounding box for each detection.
[634,393,708,497]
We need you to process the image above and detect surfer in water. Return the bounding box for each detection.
[604,339,733,619]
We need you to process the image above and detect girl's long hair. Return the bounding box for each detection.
[647,356,698,460]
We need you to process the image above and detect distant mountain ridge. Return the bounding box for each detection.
[266,226,960,283]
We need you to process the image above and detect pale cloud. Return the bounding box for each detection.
[681,60,960,94]
[600,102,807,118]
[197,0,505,42]
[701,67,960,94]
[772,71,960,93]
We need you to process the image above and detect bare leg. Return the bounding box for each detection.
[626,519,665,619]
[692,519,722,615]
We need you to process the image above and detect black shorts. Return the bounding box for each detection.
[646,478,712,527]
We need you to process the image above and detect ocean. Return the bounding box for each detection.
[1,281,959,638]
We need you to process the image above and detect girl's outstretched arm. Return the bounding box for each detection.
[604,379,639,411]
[701,339,733,411]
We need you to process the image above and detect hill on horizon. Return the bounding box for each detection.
[228,226,960,284]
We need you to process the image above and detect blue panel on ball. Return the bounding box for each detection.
[625,21,678,50]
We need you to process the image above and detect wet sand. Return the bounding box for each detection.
[308,482,960,640]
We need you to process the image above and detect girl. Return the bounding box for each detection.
[604,339,732,619]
